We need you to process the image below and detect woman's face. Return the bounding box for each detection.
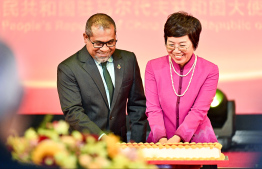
[166,35,194,67]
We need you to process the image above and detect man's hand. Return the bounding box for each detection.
[166,135,181,143]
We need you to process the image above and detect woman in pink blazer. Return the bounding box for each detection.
[145,11,219,144]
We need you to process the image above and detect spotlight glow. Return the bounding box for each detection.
[211,90,224,108]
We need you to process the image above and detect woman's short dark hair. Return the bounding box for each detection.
[164,11,202,50]
[85,13,116,37]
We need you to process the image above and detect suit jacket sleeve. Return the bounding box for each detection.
[145,60,167,143]
[175,64,219,142]
[57,62,104,136]
[127,53,147,143]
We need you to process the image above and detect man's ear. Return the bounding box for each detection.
[83,33,88,44]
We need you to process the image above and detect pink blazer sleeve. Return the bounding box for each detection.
[145,61,166,142]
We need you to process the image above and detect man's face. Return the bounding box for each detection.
[84,25,116,63]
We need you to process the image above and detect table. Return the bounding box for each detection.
[147,156,229,169]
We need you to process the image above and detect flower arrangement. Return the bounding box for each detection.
[6,120,156,169]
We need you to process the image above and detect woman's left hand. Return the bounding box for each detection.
[166,135,181,143]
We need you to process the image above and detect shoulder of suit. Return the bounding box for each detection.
[59,47,85,66]
[149,55,167,62]
[197,55,218,69]
[145,55,169,71]
[113,48,137,62]
[196,56,219,75]
[147,55,168,66]
[115,48,134,55]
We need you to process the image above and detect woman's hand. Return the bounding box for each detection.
[166,135,181,143]
[158,138,168,144]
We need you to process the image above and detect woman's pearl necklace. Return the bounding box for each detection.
[170,56,196,77]
[169,55,197,97]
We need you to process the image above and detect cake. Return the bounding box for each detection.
[119,142,225,161]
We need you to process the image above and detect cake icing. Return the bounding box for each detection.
[119,142,225,161]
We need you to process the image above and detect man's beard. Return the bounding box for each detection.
[94,55,110,64]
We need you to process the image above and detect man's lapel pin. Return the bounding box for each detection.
[117,64,121,69]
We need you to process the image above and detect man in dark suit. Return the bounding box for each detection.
[57,13,147,143]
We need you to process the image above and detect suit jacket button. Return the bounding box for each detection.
[110,116,114,120]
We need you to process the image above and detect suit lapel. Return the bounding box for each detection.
[78,47,109,109]
[110,50,124,113]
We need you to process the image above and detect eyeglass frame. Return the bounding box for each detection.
[88,37,117,48]
[166,43,191,52]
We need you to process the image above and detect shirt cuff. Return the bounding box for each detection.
[98,133,106,140]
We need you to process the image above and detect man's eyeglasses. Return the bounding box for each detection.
[88,38,117,48]
[166,44,190,52]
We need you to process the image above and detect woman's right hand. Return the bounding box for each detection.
[158,138,168,144]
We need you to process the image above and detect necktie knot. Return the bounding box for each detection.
[101,62,107,68]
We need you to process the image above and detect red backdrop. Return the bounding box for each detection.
[1,0,262,114]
